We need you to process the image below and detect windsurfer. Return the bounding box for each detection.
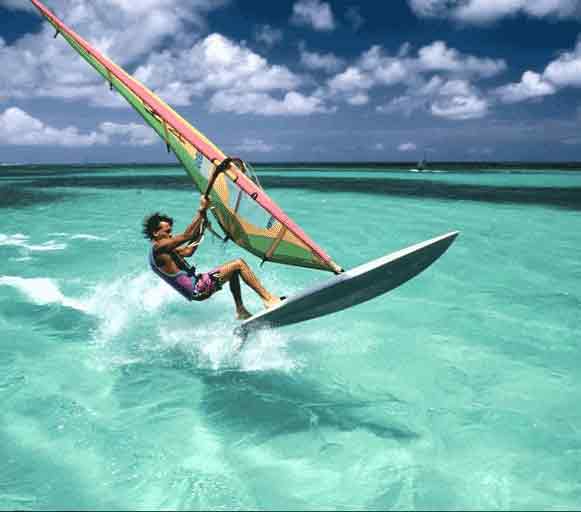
[143,196,281,319]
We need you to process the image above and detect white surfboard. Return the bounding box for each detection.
[235,231,459,338]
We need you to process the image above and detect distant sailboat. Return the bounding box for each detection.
[417,150,427,171]
[411,150,427,172]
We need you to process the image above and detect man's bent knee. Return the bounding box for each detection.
[235,258,248,269]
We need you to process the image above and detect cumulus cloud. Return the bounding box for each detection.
[0,107,163,147]
[1,14,324,117]
[291,0,336,31]
[358,46,410,85]
[0,0,228,104]
[408,0,581,23]
[543,41,581,87]
[133,33,302,97]
[417,41,506,77]
[299,45,345,73]
[209,90,333,116]
[0,107,107,146]
[379,76,489,120]
[346,93,369,106]
[493,40,581,104]
[431,78,489,120]
[495,71,556,103]
[398,142,417,151]
[99,121,158,146]
[324,41,503,115]
[127,33,315,115]
[254,24,283,47]
[327,41,504,95]
[328,66,374,92]
[431,94,488,120]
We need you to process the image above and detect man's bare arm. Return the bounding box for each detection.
[176,240,200,258]
[154,198,209,254]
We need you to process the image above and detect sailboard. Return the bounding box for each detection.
[236,231,458,338]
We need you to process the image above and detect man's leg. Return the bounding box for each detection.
[217,259,280,314]
[227,268,252,320]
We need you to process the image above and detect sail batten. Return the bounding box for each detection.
[30,0,342,273]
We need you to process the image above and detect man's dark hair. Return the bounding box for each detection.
[142,212,173,240]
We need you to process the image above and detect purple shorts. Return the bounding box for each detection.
[192,269,222,299]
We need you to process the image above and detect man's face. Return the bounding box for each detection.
[154,220,172,240]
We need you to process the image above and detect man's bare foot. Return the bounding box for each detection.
[263,295,282,309]
[236,308,252,320]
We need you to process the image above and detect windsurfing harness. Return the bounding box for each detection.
[148,248,221,301]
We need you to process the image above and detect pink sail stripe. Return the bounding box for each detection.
[30,0,336,270]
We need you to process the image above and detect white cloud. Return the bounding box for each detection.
[358,47,410,86]
[495,71,557,103]
[291,0,336,31]
[492,40,581,104]
[0,107,107,146]
[347,93,369,106]
[378,77,489,120]
[398,142,417,152]
[327,42,504,97]
[99,121,158,146]
[324,42,503,113]
[0,0,228,104]
[431,94,488,120]
[254,24,283,47]
[0,107,164,147]
[1,20,311,116]
[543,41,581,87]
[408,0,581,23]
[299,46,345,73]
[417,41,506,77]
[210,91,333,116]
[328,66,374,92]
[133,34,302,101]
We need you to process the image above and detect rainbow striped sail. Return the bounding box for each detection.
[30,0,342,274]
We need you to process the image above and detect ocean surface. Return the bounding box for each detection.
[1,164,580,510]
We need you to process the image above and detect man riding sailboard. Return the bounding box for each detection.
[143,174,282,319]
[30,0,458,334]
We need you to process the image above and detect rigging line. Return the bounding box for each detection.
[197,157,233,243]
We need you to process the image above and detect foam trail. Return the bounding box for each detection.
[156,320,297,373]
[0,233,67,252]
[0,276,89,312]
[48,232,107,241]
[0,268,299,373]
[70,234,107,241]
[239,328,298,372]
[84,272,179,343]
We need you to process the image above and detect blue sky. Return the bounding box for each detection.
[1,0,581,163]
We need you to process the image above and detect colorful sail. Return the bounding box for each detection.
[30,0,342,274]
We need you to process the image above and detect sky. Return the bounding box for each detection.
[1,0,581,164]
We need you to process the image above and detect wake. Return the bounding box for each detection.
[0,272,300,373]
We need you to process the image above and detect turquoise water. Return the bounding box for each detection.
[1,165,580,510]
